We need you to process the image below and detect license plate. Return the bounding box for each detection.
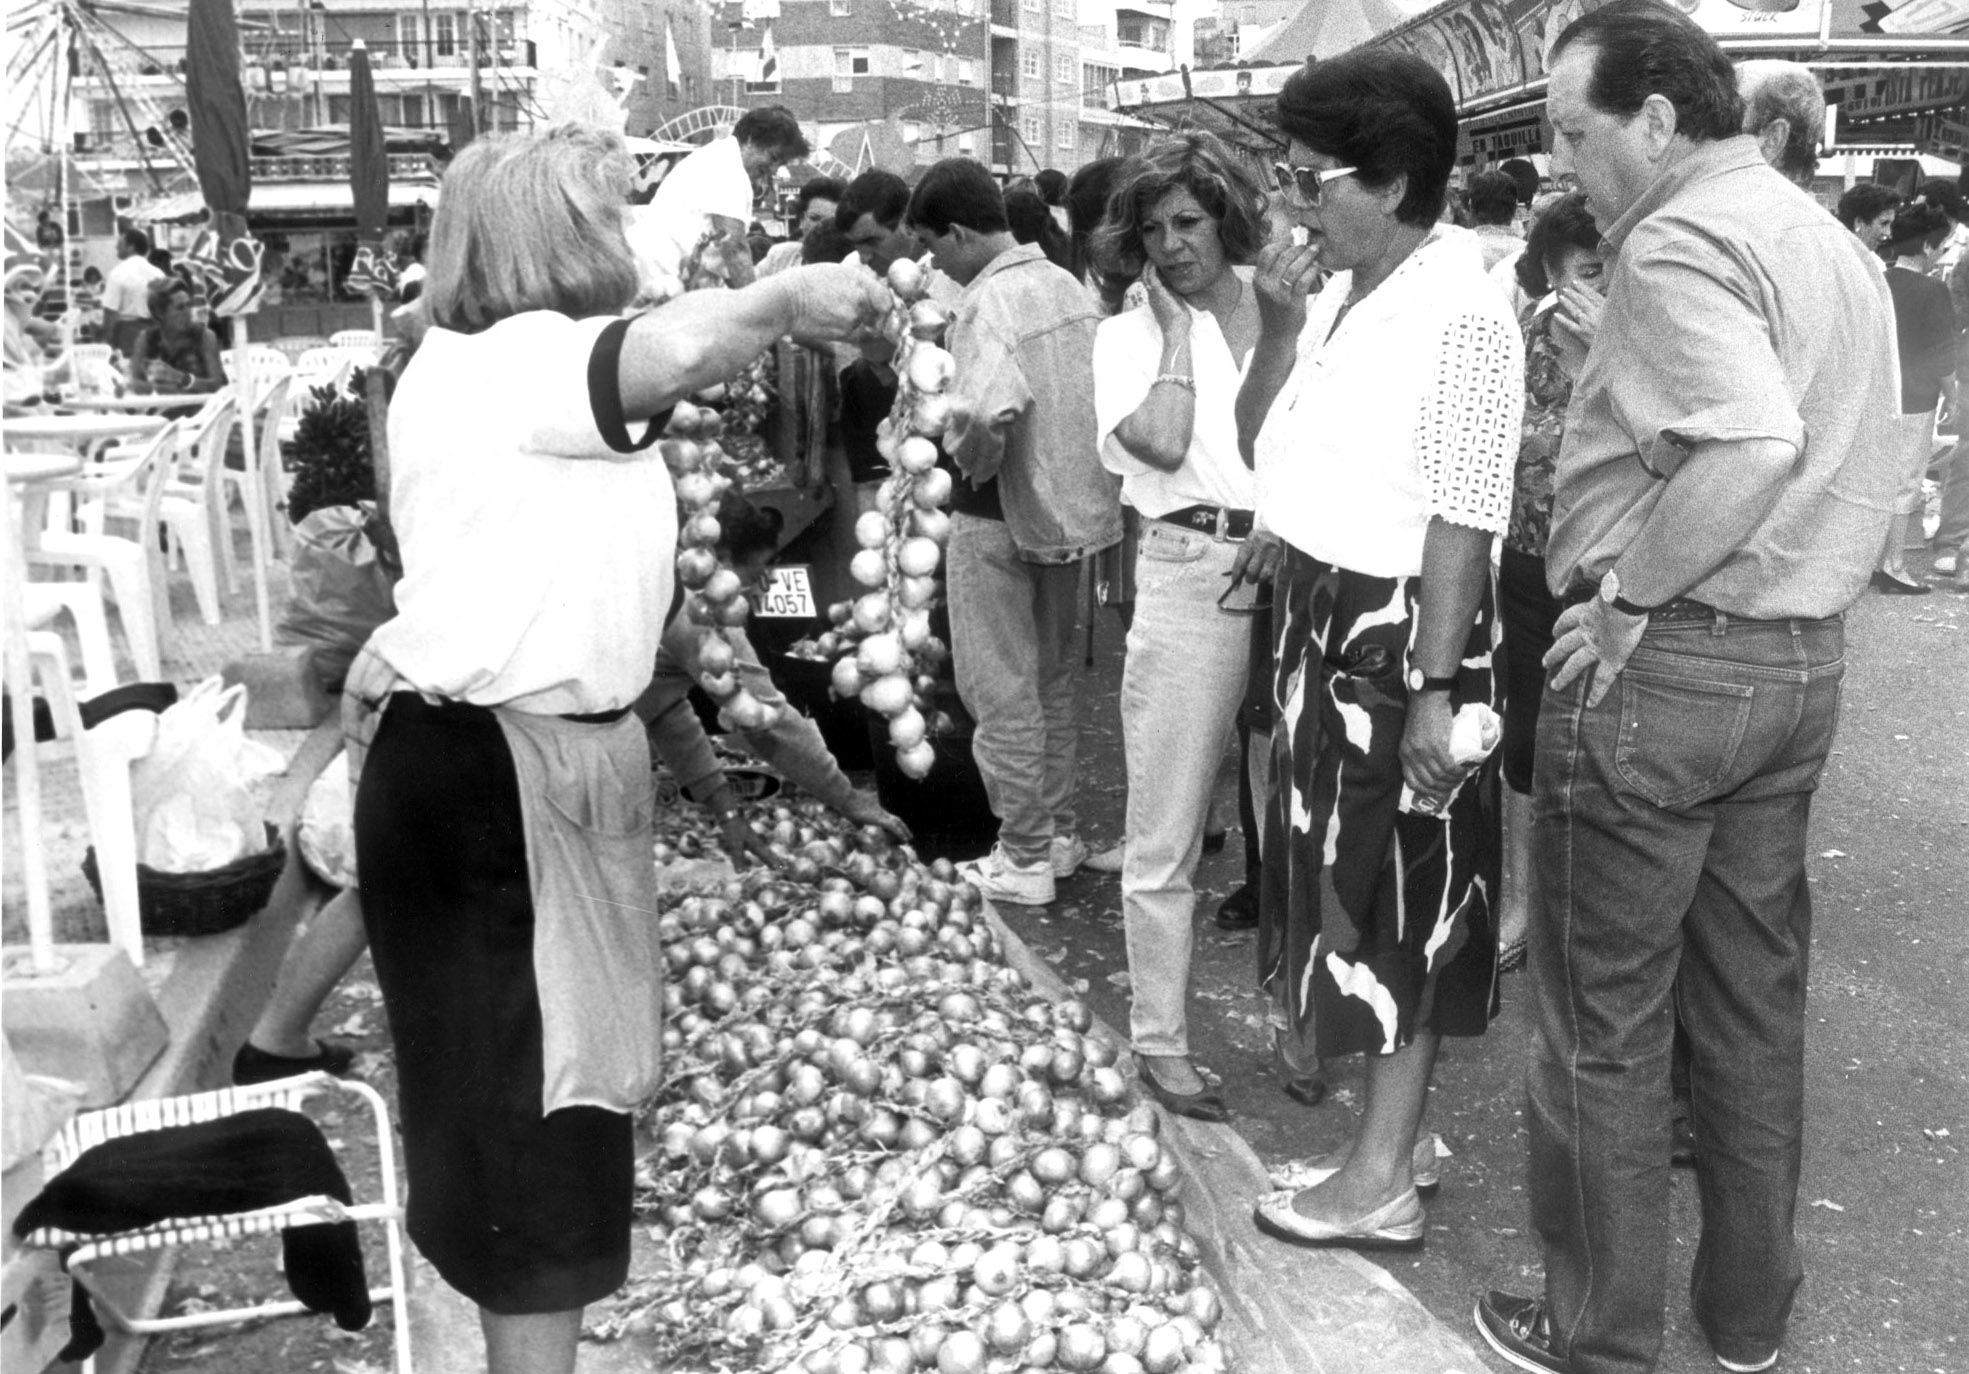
[756,565,817,618]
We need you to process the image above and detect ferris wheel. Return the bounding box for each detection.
[4,0,201,217]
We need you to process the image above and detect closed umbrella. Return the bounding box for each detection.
[185,0,273,648]
[344,39,396,336]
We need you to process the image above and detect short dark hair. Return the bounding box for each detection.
[1835,183,1901,231]
[801,225,855,265]
[1918,178,1966,226]
[835,169,912,232]
[1886,199,1952,257]
[733,105,810,160]
[121,227,151,256]
[1274,49,1458,228]
[906,158,1009,237]
[1516,191,1601,299]
[793,176,846,222]
[1498,157,1540,205]
[1467,170,1520,226]
[1090,131,1267,286]
[1066,156,1128,289]
[1550,0,1742,143]
[1034,168,1069,206]
[1004,188,1073,270]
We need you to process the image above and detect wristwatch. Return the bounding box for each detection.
[1407,668,1457,694]
[1599,570,1653,618]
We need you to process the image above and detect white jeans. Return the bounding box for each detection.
[1120,520,1254,1057]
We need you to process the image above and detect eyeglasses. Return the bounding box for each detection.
[1272,162,1358,206]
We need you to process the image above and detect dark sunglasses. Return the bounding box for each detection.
[1272,162,1359,206]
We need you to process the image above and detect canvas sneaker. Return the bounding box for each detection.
[1715,1353,1780,1373]
[1050,834,1090,879]
[958,846,1056,906]
[1933,548,1960,574]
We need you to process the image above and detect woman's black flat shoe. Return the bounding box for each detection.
[1134,1053,1231,1123]
[1271,1036,1328,1108]
[1214,882,1259,931]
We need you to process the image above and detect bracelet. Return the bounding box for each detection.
[1153,373,1196,393]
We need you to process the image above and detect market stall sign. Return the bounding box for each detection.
[757,565,817,618]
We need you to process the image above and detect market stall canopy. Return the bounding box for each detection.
[1247,0,1408,64]
[138,179,440,225]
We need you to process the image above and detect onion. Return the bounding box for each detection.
[830,656,863,698]
[855,510,891,550]
[897,536,941,577]
[896,434,939,475]
[697,635,736,676]
[887,257,926,299]
[850,548,888,587]
[910,393,952,436]
[852,592,893,635]
[888,707,927,748]
[676,547,718,588]
[906,344,956,393]
[856,633,904,677]
[685,513,722,546]
[898,575,938,609]
[908,299,948,339]
[913,467,953,507]
[864,674,914,717]
[897,740,936,779]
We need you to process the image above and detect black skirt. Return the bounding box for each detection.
[354,693,632,1314]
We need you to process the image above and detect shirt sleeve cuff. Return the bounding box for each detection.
[588,316,669,454]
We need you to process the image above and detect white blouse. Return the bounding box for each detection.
[369,310,676,715]
[1254,226,1524,578]
[1092,271,1256,519]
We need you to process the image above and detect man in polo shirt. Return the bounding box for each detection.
[631,105,808,290]
[1472,5,1901,1374]
[905,158,1120,906]
[101,227,163,357]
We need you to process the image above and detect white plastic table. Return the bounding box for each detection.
[4,413,169,445]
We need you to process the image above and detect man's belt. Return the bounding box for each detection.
[1561,588,1737,624]
[1157,503,1254,541]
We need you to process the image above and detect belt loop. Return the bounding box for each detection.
[1711,610,1728,637]
[1214,506,1228,542]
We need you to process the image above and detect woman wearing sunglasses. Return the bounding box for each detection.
[1086,131,1276,1121]
[1237,49,1525,1249]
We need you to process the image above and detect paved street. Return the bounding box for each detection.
[996,560,1968,1374]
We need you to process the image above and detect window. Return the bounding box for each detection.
[1053,0,1072,15]
[1021,113,1041,144]
[1057,119,1075,150]
[958,56,978,85]
[1022,49,1039,78]
[431,12,457,58]
[830,0,851,12]
[1054,52,1072,82]
[835,47,867,92]
[1024,0,1041,12]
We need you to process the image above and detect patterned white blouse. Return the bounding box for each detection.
[1254,224,1525,579]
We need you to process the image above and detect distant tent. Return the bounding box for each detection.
[1245,0,1407,65]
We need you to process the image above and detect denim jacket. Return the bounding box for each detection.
[943,244,1122,563]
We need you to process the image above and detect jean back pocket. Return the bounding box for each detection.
[1613,667,1755,809]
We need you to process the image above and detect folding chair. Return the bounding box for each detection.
[17,1072,413,1374]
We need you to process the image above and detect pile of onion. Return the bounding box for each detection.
[666,400,782,732]
[602,799,1230,1373]
[820,256,960,782]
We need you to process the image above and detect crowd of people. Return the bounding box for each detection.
[156,3,1963,1372]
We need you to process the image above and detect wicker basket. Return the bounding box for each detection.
[81,824,286,938]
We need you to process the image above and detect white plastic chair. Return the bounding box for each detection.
[223,346,292,411]
[220,372,295,563]
[27,421,180,681]
[22,579,118,699]
[17,1073,413,1374]
[81,395,236,627]
[270,335,329,364]
[69,342,119,394]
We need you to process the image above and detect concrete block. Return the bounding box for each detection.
[222,647,333,729]
[2,944,168,1109]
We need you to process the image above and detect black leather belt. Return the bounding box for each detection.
[561,706,633,724]
[1157,503,1254,541]
[1560,589,1751,625]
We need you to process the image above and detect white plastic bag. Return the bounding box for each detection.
[129,678,287,872]
[297,753,357,889]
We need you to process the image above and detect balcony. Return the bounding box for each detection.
[990,0,1018,26]
[83,35,537,82]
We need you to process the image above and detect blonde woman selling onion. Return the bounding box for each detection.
[1088,132,1276,1121]
[351,124,889,1374]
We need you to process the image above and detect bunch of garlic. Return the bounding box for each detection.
[825,256,958,780]
[665,401,783,732]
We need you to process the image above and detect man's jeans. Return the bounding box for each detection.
[1118,522,1252,1056]
[945,513,1082,867]
[1931,434,1969,553]
[1528,610,1845,1374]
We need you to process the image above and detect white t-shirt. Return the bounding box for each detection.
[1093,270,1256,518]
[629,137,755,284]
[1255,226,1524,579]
[369,311,677,715]
[101,254,163,317]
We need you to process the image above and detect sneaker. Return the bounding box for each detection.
[1934,549,1960,574]
[1474,1291,1570,1374]
[1715,1353,1780,1373]
[1050,834,1089,879]
[1083,842,1126,874]
[958,846,1056,906]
